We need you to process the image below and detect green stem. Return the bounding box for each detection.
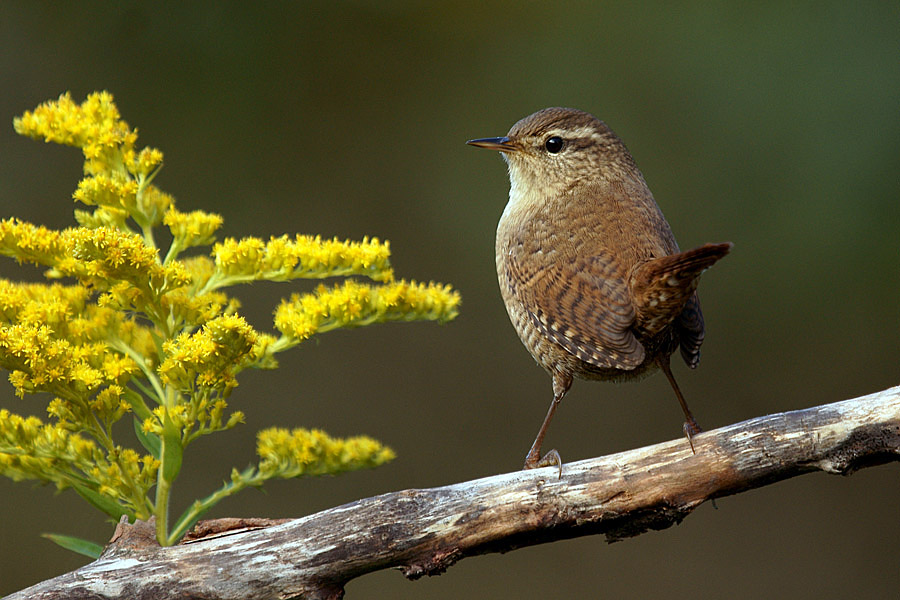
[267,335,297,355]
[154,398,184,545]
[111,340,166,403]
[198,265,387,296]
[166,467,259,544]
[154,467,171,545]
[162,239,182,266]
[142,225,156,252]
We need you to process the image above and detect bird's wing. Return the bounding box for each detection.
[506,250,645,370]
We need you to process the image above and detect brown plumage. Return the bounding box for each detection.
[468,107,731,472]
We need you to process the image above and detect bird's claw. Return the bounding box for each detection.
[683,419,703,454]
[524,448,563,479]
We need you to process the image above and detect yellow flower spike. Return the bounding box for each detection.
[256,427,395,478]
[73,174,139,212]
[66,227,192,302]
[158,315,258,392]
[274,279,460,342]
[74,206,130,231]
[67,227,156,271]
[164,208,223,251]
[0,219,68,267]
[13,92,138,178]
[212,234,394,286]
[0,409,107,489]
[127,147,164,177]
[13,93,94,148]
[0,316,135,402]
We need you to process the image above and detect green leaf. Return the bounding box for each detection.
[134,416,161,459]
[71,482,130,520]
[41,533,103,559]
[121,386,154,420]
[160,424,183,482]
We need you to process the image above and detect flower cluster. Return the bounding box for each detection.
[213,234,394,284]
[1,92,461,548]
[256,428,395,478]
[275,279,460,342]
[0,409,158,519]
[159,315,259,394]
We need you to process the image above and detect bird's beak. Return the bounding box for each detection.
[466,136,516,153]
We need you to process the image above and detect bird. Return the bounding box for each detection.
[467,107,731,473]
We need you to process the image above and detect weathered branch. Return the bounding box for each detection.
[10,385,900,600]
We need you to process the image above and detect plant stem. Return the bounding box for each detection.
[154,467,171,545]
[166,467,258,544]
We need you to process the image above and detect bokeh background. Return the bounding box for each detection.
[1,3,898,598]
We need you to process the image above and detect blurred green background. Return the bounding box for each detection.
[1,2,898,598]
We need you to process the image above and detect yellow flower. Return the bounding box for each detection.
[0,219,68,267]
[13,91,139,177]
[158,315,258,393]
[74,207,129,231]
[256,427,395,478]
[6,91,464,543]
[164,208,223,250]
[0,408,156,514]
[126,147,164,177]
[135,185,174,228]
[0,220,189,304]
[73,174,139,212]
[274,279,460,341]
[14,92,121,149]
[212,234,394,285]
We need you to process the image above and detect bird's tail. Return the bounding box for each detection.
[630,242,732,338]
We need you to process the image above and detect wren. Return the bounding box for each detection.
[467,107,731,473]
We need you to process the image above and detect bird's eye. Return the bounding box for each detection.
[544,136,563,154]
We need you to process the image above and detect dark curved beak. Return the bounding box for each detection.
[466,136,516,152]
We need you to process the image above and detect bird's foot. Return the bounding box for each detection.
[524,448,562,479]
[683,418,703,454]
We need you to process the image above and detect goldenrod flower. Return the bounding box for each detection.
[4,91,461,546]
[275,279,461,341]
[14,92,130,151]
[126,147,164,178]
[0,408,156,518]
[164,208,223,251]
[212,234,394,285]
[0,218,68,267]
[73,174,139,212]
[159,315,258,393]
[256,427,395,478]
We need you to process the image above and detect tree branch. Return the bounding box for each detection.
[10,385,900,600]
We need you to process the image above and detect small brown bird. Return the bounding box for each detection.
[468,107,731,472]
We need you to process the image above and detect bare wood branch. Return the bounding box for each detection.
[10,385,900,600]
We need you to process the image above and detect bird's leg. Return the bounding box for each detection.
[657,356,702,453]
[523,373,571,477]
